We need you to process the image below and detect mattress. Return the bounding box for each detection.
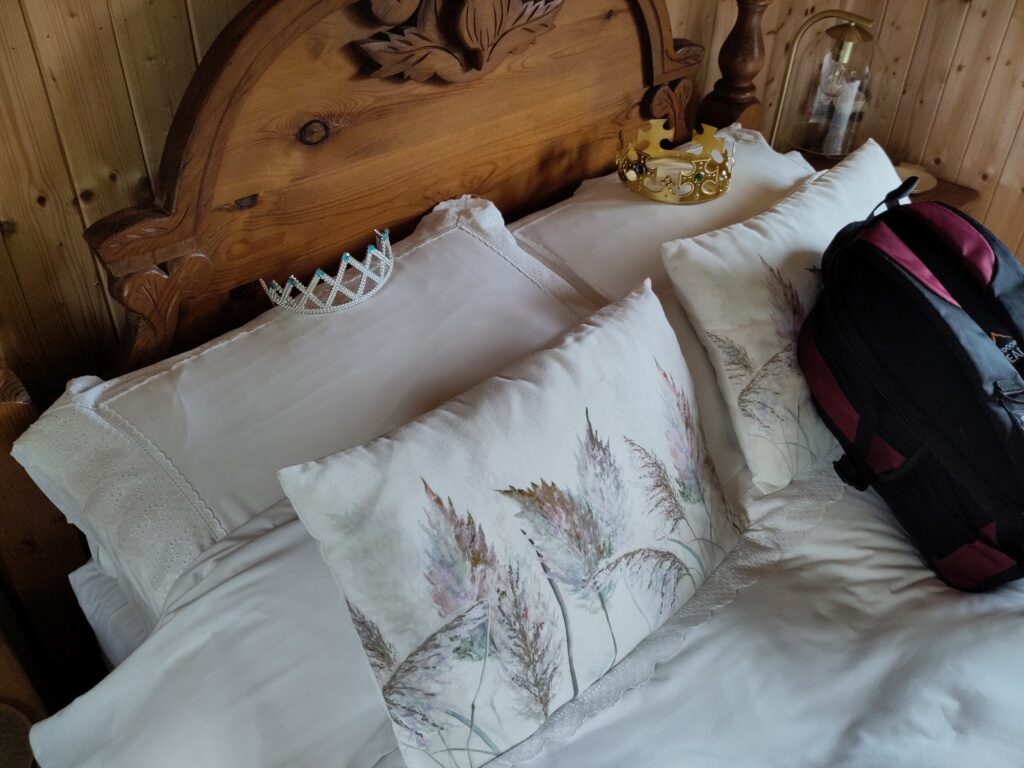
[69,562,151,668]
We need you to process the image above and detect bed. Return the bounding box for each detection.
[4,1,1024,766]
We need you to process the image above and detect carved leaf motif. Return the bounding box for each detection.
[359,26,466,82]
[458,0,563,70]
[644,78,694,145]
[671,39,704,70]
[117,254,213,367]
[365,0,420,26]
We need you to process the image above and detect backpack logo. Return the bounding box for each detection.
[992,332,1024,367]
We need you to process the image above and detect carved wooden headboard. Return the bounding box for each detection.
[85,0,768,374]
[4,0,773,708]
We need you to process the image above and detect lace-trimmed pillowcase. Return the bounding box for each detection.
[661,139,902,494]
[13,197,594,623]
[280,282,747,768]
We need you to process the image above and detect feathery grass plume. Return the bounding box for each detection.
[656,363,700,502]
[383,601,489,747]
[737,342,796,429]
[348,601,397,684]
[762,257,804,342]
[501,481,608,591]
[590,548,692,621]
[421,481,497,618]
[700,451,747,533]
[625,438,684,536]
[576,409,627,545]
[706,331,754,385]
[492,563,563,719]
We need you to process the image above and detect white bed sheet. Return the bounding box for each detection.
[35,462,1024,767]
[68,562,151,668]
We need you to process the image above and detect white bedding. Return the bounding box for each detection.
[68,562,150,668]
[35,461,1024,767]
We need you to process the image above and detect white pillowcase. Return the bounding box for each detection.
[662,139,903,494]
[510,126,815,301]
[13,197,594,622]
[280,282,746,768]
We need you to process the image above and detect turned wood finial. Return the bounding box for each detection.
[696,0,771,130]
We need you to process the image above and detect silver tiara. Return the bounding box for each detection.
[260,230,395,314]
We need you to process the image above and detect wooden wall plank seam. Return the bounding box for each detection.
[859,0,926,146]
[0,0,117,398]
[20,0,154,224]
[955,0,1024,221]
[106,0,198,196]
[886,0,970,164]
[919,0,1016,181]
[0,239,50,396]
[983,108,1024,257]
[186,0,253,62]
[702,0,738,97]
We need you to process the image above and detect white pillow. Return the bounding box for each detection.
[662,140,903,494]
[13,197,595,622]
[510,126,815,301]
[280,282,746,768]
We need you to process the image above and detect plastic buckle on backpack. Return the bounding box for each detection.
[834,454,871,491]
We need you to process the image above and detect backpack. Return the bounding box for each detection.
[798,179,1024,591]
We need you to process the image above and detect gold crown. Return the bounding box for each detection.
[616,122,733,205]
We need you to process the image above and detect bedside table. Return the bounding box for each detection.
[799,152,980,211]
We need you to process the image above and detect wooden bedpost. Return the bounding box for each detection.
[696,0,771,129]
[0,357,105,708]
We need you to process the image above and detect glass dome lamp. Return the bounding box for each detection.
[770,10,874,160]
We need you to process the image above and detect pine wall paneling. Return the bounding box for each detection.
[0,0,115,399]
[0,0,1022,403]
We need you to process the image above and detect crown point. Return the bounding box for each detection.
[342,253,351,263]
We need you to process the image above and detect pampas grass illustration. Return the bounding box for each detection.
[762,257,804,341]
[707,331,754,385]
[346,600,489,749]
[349,601,398,685]
[385,602,489,748]
[589,548,693,621]
[492,563,563,720]
[422,481,497,620]
[502,410,626,689]
[737,342,797,429]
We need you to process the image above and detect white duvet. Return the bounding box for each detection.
[33,463,1024,767]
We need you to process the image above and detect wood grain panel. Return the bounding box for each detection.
[858,0,924,145]
[956,0,1024,219]
[984,112,1024,256]
[107,0,197,193]
[758,0,817,145]
[0,0,115,398]
[186,0,252,59]
[198,1,653,291]
[673,0,718,98]
[886,0,970,164]
[701,0,737,96]
[0,239,48,396]
[919,0,1015,180]
[21,0,152,225]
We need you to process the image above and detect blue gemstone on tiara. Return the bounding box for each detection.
[342,253,351,263]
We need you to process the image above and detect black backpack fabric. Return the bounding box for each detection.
[798,181,1024,592]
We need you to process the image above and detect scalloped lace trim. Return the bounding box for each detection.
[489,448,846,766]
